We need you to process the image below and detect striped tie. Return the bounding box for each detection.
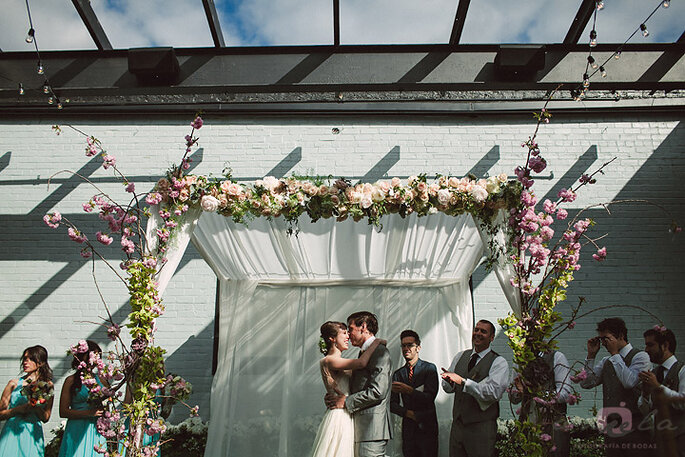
[408,364,414,384]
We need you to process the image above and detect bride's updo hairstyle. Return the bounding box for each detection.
[319,321,346,355]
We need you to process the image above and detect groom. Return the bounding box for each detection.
[326,311,393,456]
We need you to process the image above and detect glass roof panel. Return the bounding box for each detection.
[461,0,583,44]
[580,0,684,44]
[0,0,95,51]
[339,0,457,45]
[90,0,214,49]
[217,0,334,46]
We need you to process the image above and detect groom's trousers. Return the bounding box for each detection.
[356,439,388,457]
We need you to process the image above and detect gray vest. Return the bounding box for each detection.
[661,360,685,437]
[601,347,642,417]
[451,349,500,424]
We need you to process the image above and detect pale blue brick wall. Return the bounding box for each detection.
[0,111,683,438]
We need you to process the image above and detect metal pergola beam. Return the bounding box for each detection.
[333,0,340,46]
[202,0,226,48]
[449,0,471,46]
[564,0,596,45]
[71,0,112,51]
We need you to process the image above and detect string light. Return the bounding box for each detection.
[600,66,607,77]
[640,23,649,37]
[596,0,605,10]
[662,0,669,7]
[57,101,63,109]
[36,62,44,74]
[583,73,590,88]
[42,83,50,94]
[614,51,621,59]
[47,96,54,105]
[25,28,35,43]
[589,30,598,47]
[18,83,25,95]
[588,56,599,69]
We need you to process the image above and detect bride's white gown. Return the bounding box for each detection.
[310,359,355,457]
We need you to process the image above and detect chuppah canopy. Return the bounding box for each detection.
[148,211,519,456]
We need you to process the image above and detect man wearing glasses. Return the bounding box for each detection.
[390,329,439,457]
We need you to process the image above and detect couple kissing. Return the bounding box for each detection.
[311,311,393,457]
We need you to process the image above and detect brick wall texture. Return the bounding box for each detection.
[0,111,683,437]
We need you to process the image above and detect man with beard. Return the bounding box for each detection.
[441,320,508,457]
[638,327,685,456]
[390,329,439,457]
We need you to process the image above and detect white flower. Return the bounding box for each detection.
[469,184,489,202]
[361,195,373,209]
[485,177,499,193]
[371,187,385,202]
[437,188,451,205]
[200,195,220,212]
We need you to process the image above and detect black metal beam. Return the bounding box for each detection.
[202,0,225,48]
[677,30,685,44]
[71,0,112,51]
[449,0,471,46]
[564,0,596,45]
[333,0,340,46]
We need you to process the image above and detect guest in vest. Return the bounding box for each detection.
[638,327,685,456]
[441,320,508,457]
[580,317,651,457]
[390,329,439,457]
[509,350,572,457]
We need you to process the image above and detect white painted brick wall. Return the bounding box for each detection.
[0,111,683,438]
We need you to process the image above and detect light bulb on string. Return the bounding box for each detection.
[596,0,604,10]
[25,28,35,44]
[57,101,63,109]
[47,96,54,105]
[600,66,607,77]
[588,56,598,69]
[590,30,598,47]
[614,51,621,60]
[662,0,669,7]
[18,83,24,95]
[640,23,649,37]
[42,83,50,94]
[583,73,590,89]
[37,62,44,74]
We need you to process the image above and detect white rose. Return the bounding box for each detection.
[469,185,489,202]
[200,195,220,212]
[361,195,373,209]
[371,187,385,202]
[437,188,451,205]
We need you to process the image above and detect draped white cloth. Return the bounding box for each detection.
[146,210,519,456]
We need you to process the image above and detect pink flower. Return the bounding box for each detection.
[567,393,580,405]
[556,208,568,220]
[191,116,203,129]
[568,321,576,329]
[43,212,62,229]
[68,228,87,243]
[653,324,667,332]
[80,248,92,259]
[107,324,121,341]
[82,202,94,212]
[570,369,587,383]
[121,237,135,254]
[592,247,607,261]
[102,154,116,169]
[540,433,552,442]
[528,156,547,173]
[557,188,576,203]
[542,199,557,214]
[125,182,135,193]
[96,231,113,245]
[145,193,163,205]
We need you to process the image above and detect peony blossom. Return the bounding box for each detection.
[191,116,203,129]
[592,246,607,261]
[96,231,113,245]
[145,193,163,205]
[43,212,62,229]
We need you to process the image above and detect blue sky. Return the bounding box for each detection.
[1,0,682,51]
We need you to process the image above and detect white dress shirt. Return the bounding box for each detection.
[442,346,509,411]
[360,335,376,352]
[552,351,572,403]
[580,343,650,390]
[638,355,685,412]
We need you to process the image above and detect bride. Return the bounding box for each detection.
[310,321,385,457]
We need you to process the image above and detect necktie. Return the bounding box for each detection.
[655,365,666,384]
[408,364,414,384]
[468,353,479,372]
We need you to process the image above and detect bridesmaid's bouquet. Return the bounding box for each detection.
[21,380,54,407]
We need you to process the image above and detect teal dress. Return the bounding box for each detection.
[0,378,44,457]
[58,382,106,457]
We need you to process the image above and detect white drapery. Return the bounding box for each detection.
[148,211,519,456]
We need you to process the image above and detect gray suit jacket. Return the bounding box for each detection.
[345,344,393,442]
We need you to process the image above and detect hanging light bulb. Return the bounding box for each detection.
[640,23,649,37]
[583,73,590,88]
[588,56,599,69]
[614,51,621,60]
[596,0,604,10]
[662,0,669,7]
[42,83,50,94]
[18,83,25,95]
[36,62,44,74]
[57,101,64,109]
[600,66,607,77]
[47,96,54,105]
[25,28,35,43]
[590,30,598,47]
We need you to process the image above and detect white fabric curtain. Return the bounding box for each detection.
[190,213,483,457]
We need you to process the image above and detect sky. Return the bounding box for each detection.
[0,0,682,51]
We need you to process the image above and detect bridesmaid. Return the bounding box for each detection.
[58,340,107,457]
[0,345,54,457]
